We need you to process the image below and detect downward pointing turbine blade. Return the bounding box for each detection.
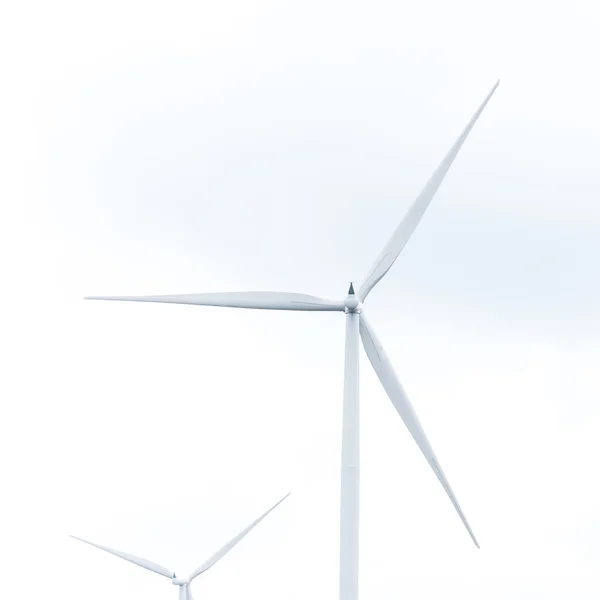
[189,493,291,581]
[186,585,195,600]
[358,80,500,301]
[85,292,344,312]
[358,316,479,548]
[70,536,175,578]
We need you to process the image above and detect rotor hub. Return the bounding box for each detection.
[344,295,360,311]
[344,282,360,312]
[172,578,190,586]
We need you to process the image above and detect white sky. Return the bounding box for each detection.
[1,1,599,599]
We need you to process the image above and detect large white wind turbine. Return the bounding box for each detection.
[86,81,499,600]
[72,493,290,600]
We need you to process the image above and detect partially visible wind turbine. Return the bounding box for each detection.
[71,493,290,600]
[86,81,500,600]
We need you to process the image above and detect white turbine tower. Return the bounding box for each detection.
[86,81,499,600]
[72,493,290,600]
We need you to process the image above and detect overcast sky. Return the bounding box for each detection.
[1,1,599,599]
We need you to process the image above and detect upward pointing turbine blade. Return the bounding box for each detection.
[70,536,175,578]
[358,315,479,548]
[358,80,500,302]
[188,493,291,581]
[85,292,345,312]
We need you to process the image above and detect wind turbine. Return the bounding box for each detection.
[86,81,499,600]
[71,493,290,600]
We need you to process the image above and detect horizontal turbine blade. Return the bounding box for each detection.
[358,80,500,302]
[189,492,291,581]
[85,292,345,311]
[70,535,175,578]
[358,315,479,548]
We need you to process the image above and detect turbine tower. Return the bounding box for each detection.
[86,81,500,600]
[72,493,290,600]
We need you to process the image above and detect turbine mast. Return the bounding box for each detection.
[339,307,360,600]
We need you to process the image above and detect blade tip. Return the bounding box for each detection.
[276,492,292,505]
[70,535,87,544]
[489,80,500,96]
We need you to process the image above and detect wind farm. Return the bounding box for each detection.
[85,80,500,600]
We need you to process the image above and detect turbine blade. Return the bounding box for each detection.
[70,536,175,578]
[358,80,500,301]
[188,493,291,581]
[85,292,344,311]
[186,585,195,600]
[358,315,479,547]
